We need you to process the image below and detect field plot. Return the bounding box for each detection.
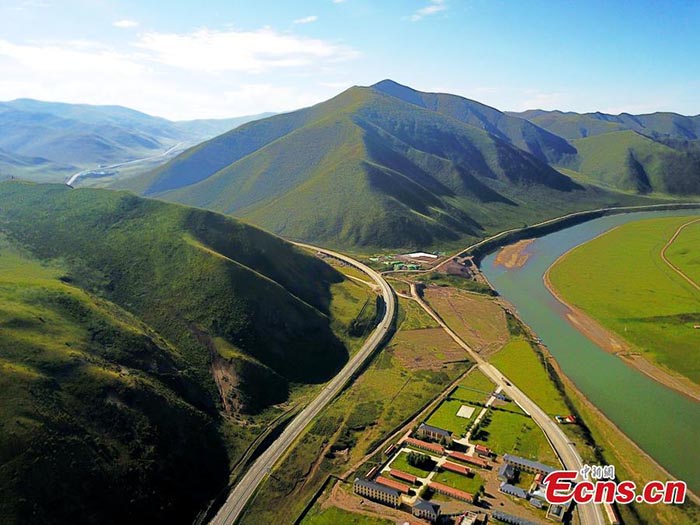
[424,287,509,356]
[490,339,569,415]
[432,469,484,494]
[471,407,558,465]
[548,216,700,386]
[301,505,393,525]
[426,399,476,436]
[389,452,435,477]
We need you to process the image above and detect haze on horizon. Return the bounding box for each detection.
[1,0,699,120]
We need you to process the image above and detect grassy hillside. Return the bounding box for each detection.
[373,79,577,163]
[0,181,371,523]
[513,109,700,141]
[548,216,700,385]
[563,130,700,193]
[0,236,228,523]
[123,83,651,250]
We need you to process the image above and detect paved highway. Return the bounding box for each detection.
[410,283,606,525]
[65,142,184,186]
[209,242,396,525]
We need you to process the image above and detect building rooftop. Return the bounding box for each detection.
[442,461,471,476]
[354,477,400,498]
[406,437,445,455]
[448,451,489,467]
[492,510,539,525]
[429,481,474,502]
[413,498,440,513]
[419,422,452,437]
[498,463,516,480]
[503,454,556,474]
[390,469,417,484]
[499,482,528,499]
[375,475,410,493]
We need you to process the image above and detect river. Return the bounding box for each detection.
[481,210,700,494]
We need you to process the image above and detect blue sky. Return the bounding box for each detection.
[1,0,698,119]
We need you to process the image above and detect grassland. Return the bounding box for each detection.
[389,452,435,477]
[301,506,394,525]
[0,181,378,524]
[490,339,570,415]
[548,216,700,386]
[458,368,496,394]
[425,399,476,436]
[666,220,700,287]
[471,406,558,465]
[432,470,485,494]
[238,298,471,524]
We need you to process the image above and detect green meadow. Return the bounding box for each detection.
[548,216,700,385]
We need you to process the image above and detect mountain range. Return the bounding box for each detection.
[0,181,373,524]
[0,99,272,181]
[119,80,684,249]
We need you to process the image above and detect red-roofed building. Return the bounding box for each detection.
[376,475,410,494]
[405,437,445,455]
[390,469,418,484]
[429,481,474,503]
[474,444,492,457]
[448,451,490,469]
[441,461,471,476]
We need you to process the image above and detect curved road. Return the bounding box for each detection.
[410,283,606,525]
[209,242,396,525]
[660,217,700,292]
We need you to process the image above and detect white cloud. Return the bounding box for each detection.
[0,27,360,120]
[113,20,139,29]
[410,0,447,21]
[0,39,144,76]
[332,0,346,3]
[134,27,357,73]
[293,15,318,25]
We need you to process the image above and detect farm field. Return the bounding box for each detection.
[548,216,700,386]
[423,287,509,356]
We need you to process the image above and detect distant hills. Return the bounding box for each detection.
[0,99,271,181]
[511,108,700,194]
[0,181,369,523]
[121,80,662,249]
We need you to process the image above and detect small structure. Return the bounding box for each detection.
[412,499,441,522]
[458,512,485,525]
[529,498,544,509]
[376,475,410,494]
[405,252,438,259]
[546,501,570,522]
[499,482,528,500]
[474,444,492,457]
[448,451,490,469]
[417,423,453,445]
[441,461,471,476]
[492,511,539,525]
[353,478,400,507]
[429,481,474,503]
[457,405,476,419]
[497,463,516,483]
[390,469,417,485]
[406,437,445,455]
[503,454,555,476]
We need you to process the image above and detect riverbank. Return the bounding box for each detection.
[543,234,700,403]
[493,238,534,269]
